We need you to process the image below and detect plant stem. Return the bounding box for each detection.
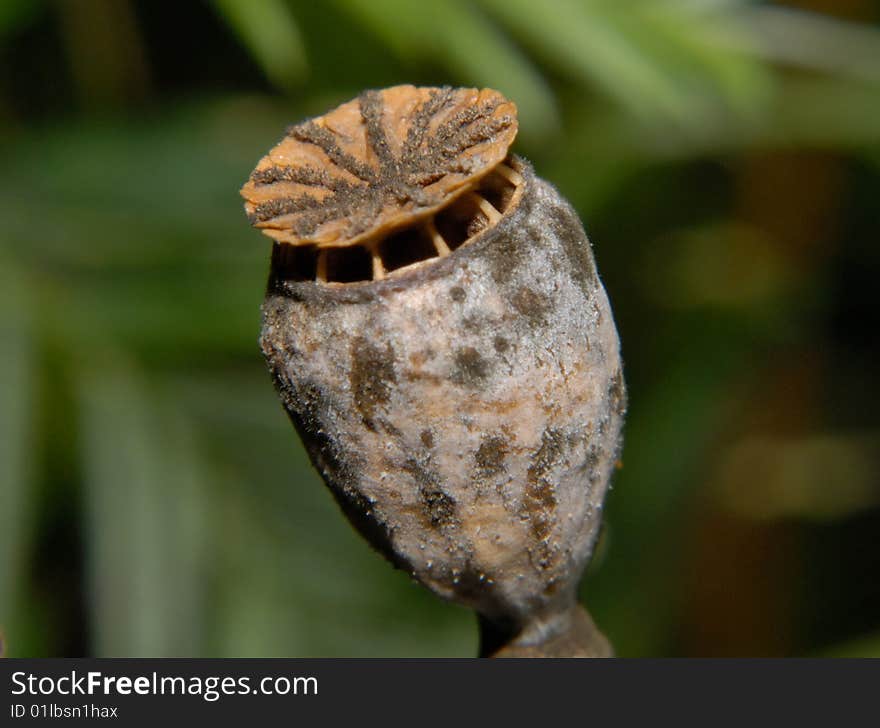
[478,604,613,658]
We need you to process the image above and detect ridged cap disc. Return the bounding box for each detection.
[241,85,518,248]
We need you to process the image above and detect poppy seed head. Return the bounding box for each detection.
[246,87,625,656]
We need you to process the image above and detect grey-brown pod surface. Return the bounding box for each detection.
[243,85,625,657]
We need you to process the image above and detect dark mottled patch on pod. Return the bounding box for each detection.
[423,489,457,528]
[585,444,602,485]
[510,286,551,328]
[350,336,397,430]
[279,377,354,489]
[449,286,466,302]
[528,427,566,485]
[484,213,529,285]
[448,566,507,616]
[475,435,509,476]
[546,199,598,299]
[461,314,482,332]
[451,346,491,387]
[493,335,509,353]
[420,429,435,448]
[403,458,458,530]
[522,482,557,542]
[521,428,566,564]
[608,368,627,417]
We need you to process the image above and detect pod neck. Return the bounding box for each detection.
[478,603,612,658]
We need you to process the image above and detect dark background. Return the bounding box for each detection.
[1,0,878,657]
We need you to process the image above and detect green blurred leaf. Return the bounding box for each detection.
[182,371,475,657]
[0,0,45,41]
[622,0,771,119]
[79,358,207,656]
[821,631,880,658]
[480,0,694,123]
[738,6,880,84]
[0,261,35,655]
[0,106,271,361]
[211,0,308,90]
[334,0,559,142]
[551,69,880,221]
[588,319,754,655]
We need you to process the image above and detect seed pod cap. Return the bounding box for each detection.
[241,85,518,249]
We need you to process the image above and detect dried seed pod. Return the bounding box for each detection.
[243,85,626,657]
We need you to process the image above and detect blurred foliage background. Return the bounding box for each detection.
[1,0,879,658]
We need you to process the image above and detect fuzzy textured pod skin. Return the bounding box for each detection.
[260,156,626,657]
